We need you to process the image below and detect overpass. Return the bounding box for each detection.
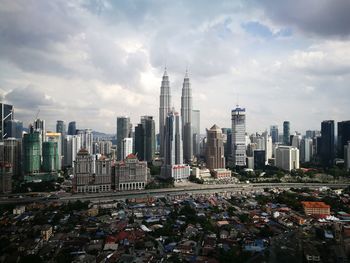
[1,182,349,205]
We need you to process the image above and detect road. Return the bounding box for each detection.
[0,182,349,205]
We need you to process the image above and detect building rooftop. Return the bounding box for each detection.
[210,124,221,131]
[77,148,90,155]
[301,201,330,209]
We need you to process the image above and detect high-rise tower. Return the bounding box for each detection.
[270,125,279,144]
[135,116,155,162]
[206,124,225,170]
[164,110,183,166]
[321,120,335,167]
[159,68,171,158]
[181,70,193,163]
[68,121,77,135]
[192,110,200,157]
[337,120,350,158]
[231,106,246,166]
[116,116,131,160]
[283,121,290,145]
[56,120,66,136]
[161,110,190,180]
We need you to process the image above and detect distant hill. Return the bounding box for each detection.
[92,131,115,138]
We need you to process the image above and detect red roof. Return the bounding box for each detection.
[126,153,137,159]
[115,231,129,241]
[301,201,330,209]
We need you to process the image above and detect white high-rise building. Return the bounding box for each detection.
[63,135,81,167]
[159,68,171,158]
[231,106,246,166]
[192,109,200,157]
[263,131,273,163]
[300,138,313,163]
[291,134,302,149]
[76,129,93,154]
[98,140,112,156]
[164,110,183,166]
[181,71,193,163]
[121,138,133,160]
[275,146,299,171]
[162,110,189,180]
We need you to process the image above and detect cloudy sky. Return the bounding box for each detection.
[1,0,350,135]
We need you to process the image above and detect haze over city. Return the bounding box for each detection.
[1,0,350,134]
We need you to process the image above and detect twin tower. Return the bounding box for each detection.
[159,68,193,165]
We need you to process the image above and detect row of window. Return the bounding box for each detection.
[77,184,111,193]
[118,182,145,191]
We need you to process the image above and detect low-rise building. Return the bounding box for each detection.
[115,154,148,191]
[161,164,190,181]
[301,201,330,216]
[41,225,53,241]
[13,205,26,215]
[212,168,231,178]
[73,149,112,193]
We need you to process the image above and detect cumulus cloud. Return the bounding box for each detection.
[5,85,55,108]
[0,0,349,134]
[289,41,350,76]
[257,0,350,38]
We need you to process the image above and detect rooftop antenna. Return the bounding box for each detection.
[236,94,239,108]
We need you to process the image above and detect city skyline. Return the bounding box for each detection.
[1,1,350,134]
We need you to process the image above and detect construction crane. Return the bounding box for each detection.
[35,109,40,120]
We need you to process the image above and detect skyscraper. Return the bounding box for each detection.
[276,146,299,171]
[76,128,93,154]
[181,71,193,163]
[116,116,131,160]
[0,103,14,139]
[283,121,290,145]
[231,106,246,166]
[192,110,200,157]
[337,121,350,158]
[46,132,62,170]
[63,135,81,167]
[121,138,133,160]
[263,131,273,162]
[56,120,66,136]
[159,68,171,158]
[164,110,183,166]
[135,116,155,162]
[42,141,60,172]
[345,142,350,171]
[0,138,21,193]
[205,125,225,170]
[162,110,190,180]
[222,128,232,161]
[34,119,45,140]
[23,131,41,175]
[270,125,279,143]
[300,138,313,163]
[321,120,335,167]
[68,121,77,135]
[4,119,23,139]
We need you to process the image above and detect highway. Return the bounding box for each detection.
[1,182,349,205]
